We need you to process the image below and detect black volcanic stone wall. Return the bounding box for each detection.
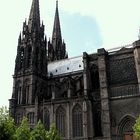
[108,56,137,85]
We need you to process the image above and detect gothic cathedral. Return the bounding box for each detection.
[9,0,140,140]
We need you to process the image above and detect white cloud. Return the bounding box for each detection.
[59,0,140,48]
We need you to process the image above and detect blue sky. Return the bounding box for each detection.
[0,0,140,107]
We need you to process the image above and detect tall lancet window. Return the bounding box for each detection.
[18,87,22,104]
[72,104,83,137]
[25,85,30,104]
[56,106,66,137]
[23,80,30,105]
[17,82,22,105]
[44,109,50,131]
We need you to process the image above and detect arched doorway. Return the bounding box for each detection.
[117,115,136,140]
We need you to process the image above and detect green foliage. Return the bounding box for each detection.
[46,123,62,140]
[0,107,63,140]
[15,117,31,140]
[30,120,47,140]
[133,115,140,139]
[0,106,9,120]
[0,106,16,140]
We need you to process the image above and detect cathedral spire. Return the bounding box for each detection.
[48,1,68,61]
[14,0,47,75]
[28,0,40,32]
[52,0,62,42]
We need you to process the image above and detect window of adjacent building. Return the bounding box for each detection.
[27,112,35,124]
[72,104,83,137]
[56,107,66,137]
[44,110,50,131]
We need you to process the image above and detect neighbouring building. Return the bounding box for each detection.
[9,0,140,140]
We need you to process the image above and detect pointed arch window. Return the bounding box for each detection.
[23,80,30,105]
[72,104,83,137]
[56,106,66,137]
[44,110,50,131]
[25,85,30,104]
[17,86,22,105]
[118,115,136,139]
[16,81,22,105]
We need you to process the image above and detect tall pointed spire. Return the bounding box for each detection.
[14,0,47,75]
[48,0,68,61]
[28,0,40,32]
[52,0,62,41]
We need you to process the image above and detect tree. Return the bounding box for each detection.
[15,117,30,140]
[0,106,9,120]
[0,106,16,140]
[46,123,62,140]
[133,115,140,139]
[30,120,47,140]
[0,107,63,140]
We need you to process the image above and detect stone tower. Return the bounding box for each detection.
[48,0,68,61]
[9,0,48,124]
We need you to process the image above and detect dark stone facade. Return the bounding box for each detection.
[9,0,140,140]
